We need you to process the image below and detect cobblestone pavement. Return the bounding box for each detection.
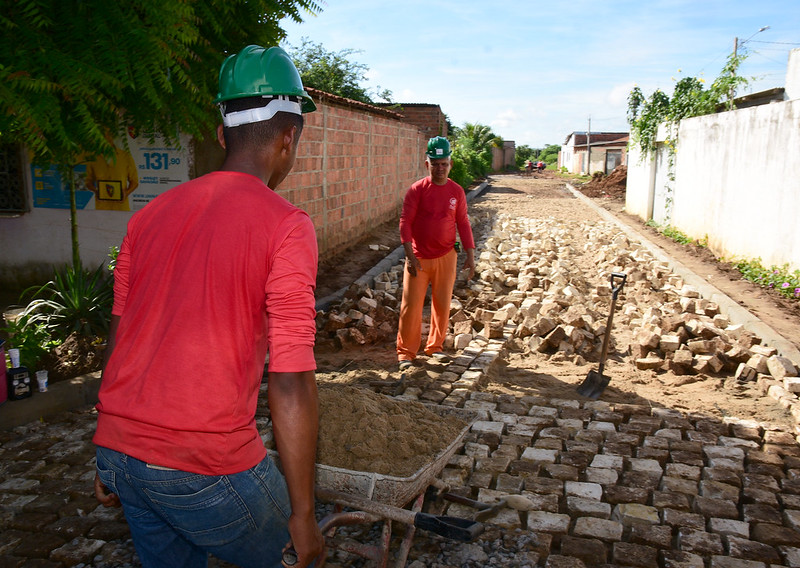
[2,182,800,567]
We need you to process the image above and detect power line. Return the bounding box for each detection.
[748,40,800,46]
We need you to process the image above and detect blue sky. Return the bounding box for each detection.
[279,1,800,148]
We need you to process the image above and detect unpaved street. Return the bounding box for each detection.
[318,174,799,431]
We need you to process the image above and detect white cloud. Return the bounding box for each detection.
[608,82,636,106]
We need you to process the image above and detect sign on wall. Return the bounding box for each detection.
[31,131,190,211]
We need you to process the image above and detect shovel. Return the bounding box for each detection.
[315,487,484,541]
[576,272,627,400]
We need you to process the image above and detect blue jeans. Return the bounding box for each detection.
[96,446,291,568]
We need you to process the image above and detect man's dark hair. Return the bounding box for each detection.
[221,96,304,153]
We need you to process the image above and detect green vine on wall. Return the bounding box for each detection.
[626,52,750,221]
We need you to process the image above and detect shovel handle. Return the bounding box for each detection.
[610,272,627,298]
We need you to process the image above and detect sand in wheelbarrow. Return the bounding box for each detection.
[316,384,466,477]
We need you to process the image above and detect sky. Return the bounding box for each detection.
[279,0,800,148]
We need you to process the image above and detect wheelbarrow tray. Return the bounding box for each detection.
[270,405,477,508]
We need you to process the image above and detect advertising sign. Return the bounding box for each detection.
[31,131,191,211]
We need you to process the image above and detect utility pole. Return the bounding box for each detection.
[731,26,769,106]
[586,117,591,175]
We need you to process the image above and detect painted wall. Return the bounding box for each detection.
[0,95,427,288]
[625,49,800,272]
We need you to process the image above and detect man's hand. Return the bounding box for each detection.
[406,255,421,277]
[402,243,420,277]
[462,248,476,280]
[94,473,121,508]
[283,511,325,567]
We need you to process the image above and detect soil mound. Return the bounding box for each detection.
[579,165,627,198]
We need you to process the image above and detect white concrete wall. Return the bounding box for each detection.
[1,166,134,286]
[625,49,800,272]
[786,48,800,100]
[671,100,800,269]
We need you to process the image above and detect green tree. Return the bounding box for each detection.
[0,0,322,267]
[538,144,561,165]
[449,123,503,187]
[515,144,535,169]
[287,38,392,104]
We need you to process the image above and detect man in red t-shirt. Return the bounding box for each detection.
[93,46,324,568]
[397,136,475,370]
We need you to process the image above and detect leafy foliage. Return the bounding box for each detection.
[287,38,392,104]
[19,264,114,341]
[538,144,560,165]
[515,144,536,168]
[0,0,323,166]
[448,123,503,187]
[2,315,60,371]
[734,259,800,301]
[627,52,749,159]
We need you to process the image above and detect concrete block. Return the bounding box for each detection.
[746,354,770,375]
[526,510,570,534]
[734,363,757,382]
[573,517,624,541]
[676,527,723,555]
[565,481,603,500]
[454,333,473,350]
[636,355,664,370]
[784,377,800,394]
[767,355,797,379]
[611,503,660,526]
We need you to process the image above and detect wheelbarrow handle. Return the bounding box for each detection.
[316,487,484,543]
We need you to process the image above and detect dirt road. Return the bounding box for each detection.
[315,173,799,432]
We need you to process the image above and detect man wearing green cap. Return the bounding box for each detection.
[92,45,324,567]
[397,136,476,371]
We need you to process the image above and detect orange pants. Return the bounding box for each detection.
[396,249,457,361]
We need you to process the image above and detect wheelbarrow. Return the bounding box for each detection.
[576,272,627,399]
[278,405,485,567]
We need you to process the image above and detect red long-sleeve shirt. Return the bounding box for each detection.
[94,171,318,475]
[399,177,475,259]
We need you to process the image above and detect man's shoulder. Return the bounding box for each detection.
[446,178,465,192]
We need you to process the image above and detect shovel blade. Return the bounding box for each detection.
[576,370,610,400]
[414,512,484,542]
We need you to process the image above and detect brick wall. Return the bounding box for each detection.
[280,91,428,256]
[376,103,447,140]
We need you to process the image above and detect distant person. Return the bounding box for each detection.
[92,45,324,568]
[85,136,139,211]
[536,160,545,173]
[396,136,475,371]
[524,159,533,175]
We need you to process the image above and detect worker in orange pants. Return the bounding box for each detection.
[396,136,475,370]
[397,249,459,363]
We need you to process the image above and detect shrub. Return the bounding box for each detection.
[20,263,113,341]
[449,155,473,189]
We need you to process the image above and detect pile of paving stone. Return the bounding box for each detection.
[473,215,800,428]
[314,211,800,436]
[315,267,404,348]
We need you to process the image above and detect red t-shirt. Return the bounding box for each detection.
[93,171,318,475]
[399,177,475,259]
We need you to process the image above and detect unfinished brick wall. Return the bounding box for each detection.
[280,91,428,256]
[376,103,447,140]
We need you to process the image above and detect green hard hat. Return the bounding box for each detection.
[426,136,451,159]
[214,45,316,113]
